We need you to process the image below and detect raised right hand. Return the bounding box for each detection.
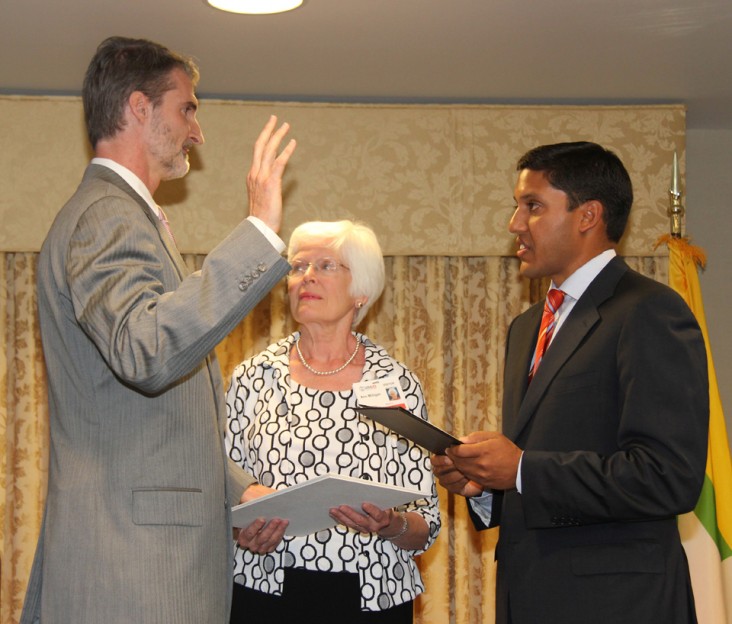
[246,115,297,233]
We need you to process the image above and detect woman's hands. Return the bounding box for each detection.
[234,484,289,554]
[329,503,429,550]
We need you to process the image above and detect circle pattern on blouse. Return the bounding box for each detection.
[226,335,441,612]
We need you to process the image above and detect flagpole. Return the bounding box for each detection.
[669,151,685,237]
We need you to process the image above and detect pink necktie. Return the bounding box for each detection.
[157,207,176,245]
[529,288,565,381]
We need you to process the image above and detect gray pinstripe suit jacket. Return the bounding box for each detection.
[21,164,288,623]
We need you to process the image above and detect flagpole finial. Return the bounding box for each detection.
[669,151,685,238]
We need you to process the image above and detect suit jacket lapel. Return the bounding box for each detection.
[502,305,540,440]
[88,164,187,280]
[508,257,628,441]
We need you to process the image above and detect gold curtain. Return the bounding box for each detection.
[0,97,685,259]
[0,252,666,624]
[1,253,49,624]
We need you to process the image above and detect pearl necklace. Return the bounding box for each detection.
[295,335,361,376]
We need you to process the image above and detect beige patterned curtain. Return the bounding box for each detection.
[1,253,49,624]
[0,98,684,259]
[0,252,666,624]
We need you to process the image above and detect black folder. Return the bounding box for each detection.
[357,406,461,455]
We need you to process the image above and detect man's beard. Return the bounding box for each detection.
[158,143,190,181]
[150,118,191,181]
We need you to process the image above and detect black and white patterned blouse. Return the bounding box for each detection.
[225,332,441,612]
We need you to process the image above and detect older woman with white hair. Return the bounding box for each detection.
[225,220,440,623]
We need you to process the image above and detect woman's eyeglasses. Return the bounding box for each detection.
[288,258,350,277]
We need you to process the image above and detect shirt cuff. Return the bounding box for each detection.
[516,451,524,493]
[246,216,286,254]
[468,489,494,526]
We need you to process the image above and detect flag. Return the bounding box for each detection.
[658,234,732,624]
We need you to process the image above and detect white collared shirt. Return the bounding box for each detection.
[89,158,285,253]
[548,248,617,345]
[91,157,159,216]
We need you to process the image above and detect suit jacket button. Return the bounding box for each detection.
[238,282,247,292]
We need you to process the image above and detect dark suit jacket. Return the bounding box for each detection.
[22,164,289,624]
[473,257,709,624]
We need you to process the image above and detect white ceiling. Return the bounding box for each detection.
[2,0,731,130]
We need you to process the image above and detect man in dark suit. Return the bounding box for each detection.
[21,37,294,623]
[432,142,709,624]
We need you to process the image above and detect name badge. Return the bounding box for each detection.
[353,375,405,408]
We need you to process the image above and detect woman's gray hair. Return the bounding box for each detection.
[287,220,385,326]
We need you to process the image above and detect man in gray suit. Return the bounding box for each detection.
[21,36,295,623]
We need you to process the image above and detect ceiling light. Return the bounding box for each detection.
[205,0,303,14]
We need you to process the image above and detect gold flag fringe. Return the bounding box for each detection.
[655,234,707,270]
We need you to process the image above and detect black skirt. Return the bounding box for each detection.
[231,568,413,624]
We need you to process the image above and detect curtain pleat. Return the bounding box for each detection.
[1,252,665,624]
[1,253,49,624]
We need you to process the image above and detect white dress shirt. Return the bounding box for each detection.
[91,157,285,253]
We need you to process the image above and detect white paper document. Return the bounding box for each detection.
[231,473,429,536]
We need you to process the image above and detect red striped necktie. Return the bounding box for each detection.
[529,288,565,381]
